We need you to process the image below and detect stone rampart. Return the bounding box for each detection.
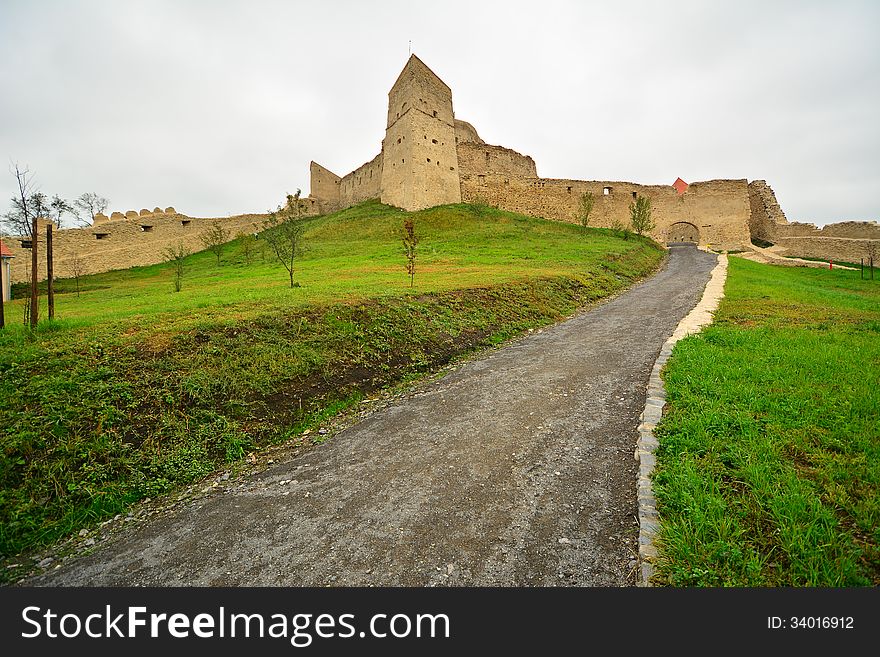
[461,173,752,251]
[4,200,319,285]
[773,236,879,265]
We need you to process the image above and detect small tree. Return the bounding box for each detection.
[236,231,258,264]
[629,195,655,236]
[163,243,190,292]
[201,221,230,265]
[262,190,307,288]
[610,217,630,240]
[402,218,418,287]
[577,191,595,231]
[73,192,110,226]
[68,252,86,296]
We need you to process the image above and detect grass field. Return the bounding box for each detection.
[653,256,879,586]
[0,200,663,573]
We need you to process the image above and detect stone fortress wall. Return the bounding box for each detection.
[4,198,320,285]
[308,55,877,261]
[309,55,754,251]
[749,180,879,263]
[7,55,877,287]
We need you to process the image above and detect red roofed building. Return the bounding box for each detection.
[1,239,13,302]
[672,177,689,195]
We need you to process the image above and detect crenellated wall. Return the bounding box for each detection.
[4,199,320,285]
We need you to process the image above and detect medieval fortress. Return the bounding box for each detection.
[4,55,878,285]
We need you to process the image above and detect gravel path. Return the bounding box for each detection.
[28,245,717,587]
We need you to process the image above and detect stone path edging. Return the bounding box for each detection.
[635,251,729,586]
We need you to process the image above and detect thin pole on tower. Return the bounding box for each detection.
[409,40,412,56]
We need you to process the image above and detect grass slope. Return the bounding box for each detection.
[0,200,663,571]
[654,257,879,586]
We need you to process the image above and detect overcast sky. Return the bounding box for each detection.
[1,0,878,226]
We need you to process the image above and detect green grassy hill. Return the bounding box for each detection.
[654,257,880,586]
[0,200,663,571]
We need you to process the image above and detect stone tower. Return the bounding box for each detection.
[380,55,461,211]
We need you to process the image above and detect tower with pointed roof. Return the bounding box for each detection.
[380,55,461,210]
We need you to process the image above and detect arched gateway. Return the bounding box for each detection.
[666,221,700,244]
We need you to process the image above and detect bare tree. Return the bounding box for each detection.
[48,195,75,230]
[201,221,230,265]
[577,191,595,232]
[163,243,190,292]
[2,167,48,239]
[262,190,307,288]
[68,252,86,296]
[73,192,109,226]
[402,217,418,287]
[629,194,655,237]
[7,164,43,328]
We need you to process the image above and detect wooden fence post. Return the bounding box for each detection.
[47,224,55,321]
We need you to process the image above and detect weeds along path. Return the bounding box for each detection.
[28,246,717,586]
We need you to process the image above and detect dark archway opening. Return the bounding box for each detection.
[667,221,700,244]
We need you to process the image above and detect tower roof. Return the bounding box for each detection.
[0,239,13,258]
[389,54,451,95]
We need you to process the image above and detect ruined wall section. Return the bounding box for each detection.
[454,119,484,145]
[747,180,879,260]
[309,162,341,213]
[747,180,788,239]
[774,220,880,240]
[461,175,752,250]
[4,203,318,285]
[339,153,383,208]
[456,142,537,179]
[774,237,879,265]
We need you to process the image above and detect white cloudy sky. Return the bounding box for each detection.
[1,0,878,225]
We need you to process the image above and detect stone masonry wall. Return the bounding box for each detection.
[748,180,880,260]
[381,56,460,211]
[461,174,752,250]
[4,202,319,285]
[456,142,537,179]
[773,236,880,265]
[339,153,383,209]
[309,162,341,213]
[773,220,880,240]
[747,180,788,242]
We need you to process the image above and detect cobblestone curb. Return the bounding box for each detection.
[635,251,728,586]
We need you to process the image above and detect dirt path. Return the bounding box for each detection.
[28,245,717,587]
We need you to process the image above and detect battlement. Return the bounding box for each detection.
[4,197,320,286]
[94,207,177,225]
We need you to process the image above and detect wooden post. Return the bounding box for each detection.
[30,216,38,328]
[47,224,55,321]
[0,250,5,330]
[872,257,875,281]
[862,258,865,280]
